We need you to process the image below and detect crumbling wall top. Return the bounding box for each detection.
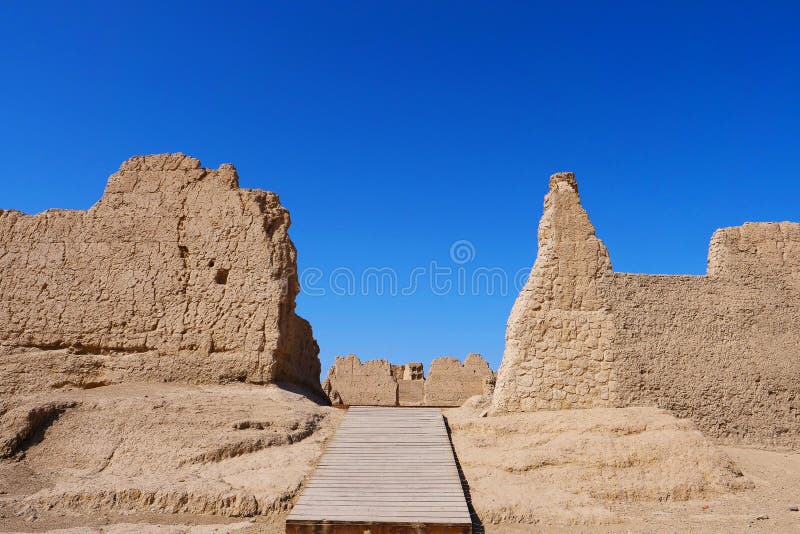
[548,171,578,193]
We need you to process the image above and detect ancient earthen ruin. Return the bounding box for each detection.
[0,153,323,398]
[2,156,799,532]
[492,172,800,447]
[323,354,495,407]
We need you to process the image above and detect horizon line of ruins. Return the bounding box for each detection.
[1,153,797,448]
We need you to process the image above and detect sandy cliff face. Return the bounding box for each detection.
[0,153,322,397]
[493,172,800,448]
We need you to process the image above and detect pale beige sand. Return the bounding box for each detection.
[446,399,800,533]
[4,391,800,533]
[0,383,341,532]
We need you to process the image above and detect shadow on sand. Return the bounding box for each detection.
[443,415,486,534]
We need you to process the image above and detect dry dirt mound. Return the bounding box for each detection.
[445,400,752,527]
[0,383,341,530]
[7,522,255,533]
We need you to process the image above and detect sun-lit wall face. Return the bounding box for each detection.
[493,173,800,448]
[0,153,322,396]
[323,353,494,407]
[610,222,800,448]
[492,173,617,413]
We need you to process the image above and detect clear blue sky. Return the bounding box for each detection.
[1,2,798,375]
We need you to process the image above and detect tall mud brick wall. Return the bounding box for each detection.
[0,153,323,398]
[492,172,800,448]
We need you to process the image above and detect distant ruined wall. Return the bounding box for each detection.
[492,172,800,447]
[0,153,323,398]
[322,356,399,406]
[323,354,494,407]
[425,354,495,406]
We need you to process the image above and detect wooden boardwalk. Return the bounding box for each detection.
[286,407,472,534]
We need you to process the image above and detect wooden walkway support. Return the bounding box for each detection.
[286,406,472,534]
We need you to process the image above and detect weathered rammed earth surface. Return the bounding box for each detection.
[0,155,339,531]
[425,353,495,406]
[446,400,753,528]
[446,398,800,532]
[491,173,616,413]
[492,172,800,448]
[0,383,342,530]
[322,356,399,406]
[0,153,322,397]
[323,354,494,406]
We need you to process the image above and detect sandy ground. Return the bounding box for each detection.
[445,400,800,533]
[0,383,341,532]
[2,387,800,533]
[476,443,800,533]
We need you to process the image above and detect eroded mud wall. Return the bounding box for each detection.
[493,173,800,447]
[0,153,322,397]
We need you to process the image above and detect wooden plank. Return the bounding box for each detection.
[291,497,468,504]
[286,407,472,533]
[286,525,471,534]
[287,507,469,523]
[290,507,470,514]
[294,496,467,500]
[299,489,465,494]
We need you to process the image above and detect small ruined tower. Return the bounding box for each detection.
[491,172,617,412]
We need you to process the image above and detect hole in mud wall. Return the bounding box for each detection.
[215,268,229,285]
